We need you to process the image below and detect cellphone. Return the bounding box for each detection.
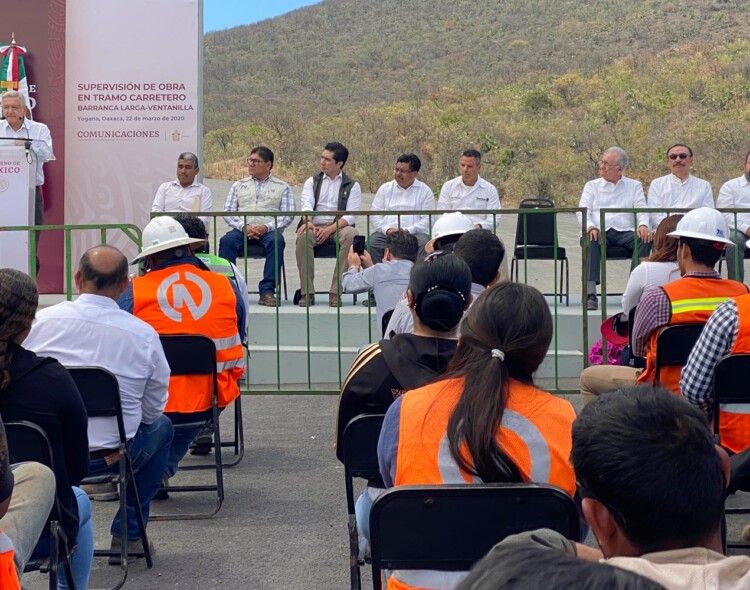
[353,235,366,255]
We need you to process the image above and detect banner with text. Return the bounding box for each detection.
[65,0,200,261]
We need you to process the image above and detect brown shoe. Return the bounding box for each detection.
[329,293,341,307]
[258,293,277,307]
[297,293,315,307]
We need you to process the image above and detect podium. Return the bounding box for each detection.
[0,145,35,274]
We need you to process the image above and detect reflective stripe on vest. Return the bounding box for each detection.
[196,253,235,279]
[0,531,20,590]
[388,570,467,590]
[638,277,747,395]
[723,293,750,453]
[133,264,243,412]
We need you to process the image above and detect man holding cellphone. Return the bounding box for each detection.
[342,230,418,334]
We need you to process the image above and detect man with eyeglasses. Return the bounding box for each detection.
[295,142,361,307]
[577,146,651,311]
[646,144,714,231]
[152,152,214,227]
[219,145,294,307]
[716,151,750,282]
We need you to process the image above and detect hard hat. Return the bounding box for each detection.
[431,212,475,242]
[131,216,206,263]
[666,207,733,245]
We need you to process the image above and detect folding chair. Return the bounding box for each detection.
[510,199,569,305]
[653,323,705,387]
[713,353,750,550]
[342,414,385,590]
[189,396,245,468]
[369,483,580,590]
[380,310,394,339]
[243,243,288,300]
[300,242,357,304]
[67,366,152,590]
[5,421,76,590]
[718,249,750,277]
[150,334,224,521]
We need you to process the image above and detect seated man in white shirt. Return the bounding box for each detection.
[716,151,750,282]
[296,142,362,307]
[151,152,214,228]
[24,245,173,559]
[341,230,418,335]
[578,146,651,310]
[369,154,435,265]
[647,144,714,231]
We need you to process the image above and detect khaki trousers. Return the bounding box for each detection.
[579,364,640,406]
[295,225,357,295]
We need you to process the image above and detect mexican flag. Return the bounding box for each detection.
[0,39,31,119]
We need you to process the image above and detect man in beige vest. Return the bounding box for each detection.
[219,146,295,306]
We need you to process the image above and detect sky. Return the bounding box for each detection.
[204,0,322,32]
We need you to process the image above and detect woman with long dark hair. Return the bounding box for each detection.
[378,282,576,590]
[0,269,93,589]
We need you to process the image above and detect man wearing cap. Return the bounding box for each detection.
[579,207,747,405]
[151,152,214,228]
[646,144,714,231]
[119,216,246,485]
[341,230,418,335]
[715,151,750,282]
[369,154,435,265]
[578,147,651,311]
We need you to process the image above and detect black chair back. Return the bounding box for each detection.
[713,353,750,434]
[654,324,705,383]
[159,334,216,376]
[67,367,126,443]
[514,198,556,248]
[380,310,394,339]
[343,414,385,514]
[370,483,579,589]
[5,420,54,468]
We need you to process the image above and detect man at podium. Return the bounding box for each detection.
[0,90,54,245]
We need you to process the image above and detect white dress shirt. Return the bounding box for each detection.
[300,172,362,226]
[577,176,648,232]
[437,175,501,230]
[152,179,214,226]
[621,261,681,314]
[647,174,714,229]
[716,175,750,236]
[371,179,435,235]
[0,118,54,185]
[23,294,170,450]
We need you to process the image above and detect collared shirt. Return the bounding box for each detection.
[632,271,721,356]
[152,179,214,226]
[371,179,435,235]
[22,293,170,449]
[437,175,501,230]
[647,174,714,230]
[716,175,750,234]
[577,175,648,232]
[0,118,54,185]
[341,259,414,331]
[223,175,295,233]
[621,261,681,314]
[680,299,740,415]
[299,172,362,227]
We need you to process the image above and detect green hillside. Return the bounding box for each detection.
[203,0,750,204]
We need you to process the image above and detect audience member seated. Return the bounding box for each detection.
[456,538,667,590]
[120,217,244,491]
[385,227,504,338]
[579,208,747,405]
[218,145,294,307]
[0,268,94,587]
[715,151,750,283]
[335,253,472,557]
[341,230,418,333]
[24,246,173,564]
[151,152,213,228]
[377,282,577,590]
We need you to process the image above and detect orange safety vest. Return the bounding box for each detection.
[133,264,244,413]
[388,377,576,590]
[722,293,750,453]
[0,530,20,590]
[637,277,747,395]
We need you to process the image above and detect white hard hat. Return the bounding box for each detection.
[131,216,206,263]
[667,207,733,245]
[431,212,475,242]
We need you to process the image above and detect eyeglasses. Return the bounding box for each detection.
[247,158,267,165]
[597,161,619,168]
[668,153,690,160]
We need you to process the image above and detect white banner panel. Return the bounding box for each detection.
[65,0,200,262]
[0,145,35,273]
